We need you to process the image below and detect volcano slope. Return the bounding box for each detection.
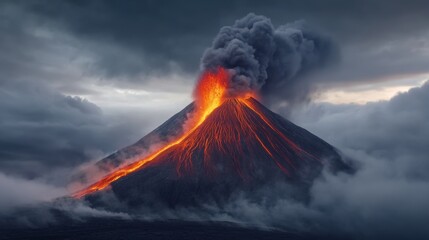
[77,97,349,209]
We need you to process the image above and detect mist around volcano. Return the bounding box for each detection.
[0,12,349,235]
[2,3,429,239]
[57,16,351,229]
[72,14,343,200]
[61,67,348,237]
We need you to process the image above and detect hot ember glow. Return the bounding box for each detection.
[170,97,318,178]
[71,67,314,198]
[72,67,232,198]
[193,67,229,124]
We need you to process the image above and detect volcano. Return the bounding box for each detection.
[73,68,348,207]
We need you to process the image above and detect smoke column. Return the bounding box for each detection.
[201,13,338,103]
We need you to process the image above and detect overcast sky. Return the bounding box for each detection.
[1,1,429,237]
[0,0,428,190]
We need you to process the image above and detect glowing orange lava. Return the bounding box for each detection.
[72,67,316,198]
[193,67,229,124]
[72,67,231,198]
[170,97,318,178]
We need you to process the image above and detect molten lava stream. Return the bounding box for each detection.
[72,68,230,198]
[71,66,313,198]
[239,99,319,162]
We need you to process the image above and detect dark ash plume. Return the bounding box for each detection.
[201,13,338,103]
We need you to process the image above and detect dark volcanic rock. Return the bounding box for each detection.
[84,98,349,208]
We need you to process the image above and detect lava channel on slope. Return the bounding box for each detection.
[72,67,319,198]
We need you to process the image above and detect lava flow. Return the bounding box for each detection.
[72,67,233,198]
[72,67,319,198]
[169,97,310,179]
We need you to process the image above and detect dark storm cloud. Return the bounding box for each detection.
[0,2,174,214]
[0,2,160,179]
[0,81,146,179]
[23,0,227,77]
[10,0,427,89]
[290,81,429,179]
[0,4,191,220]
[268,81,429,239]
[202,13,337,102]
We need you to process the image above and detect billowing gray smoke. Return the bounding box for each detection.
[201,13,338,103]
